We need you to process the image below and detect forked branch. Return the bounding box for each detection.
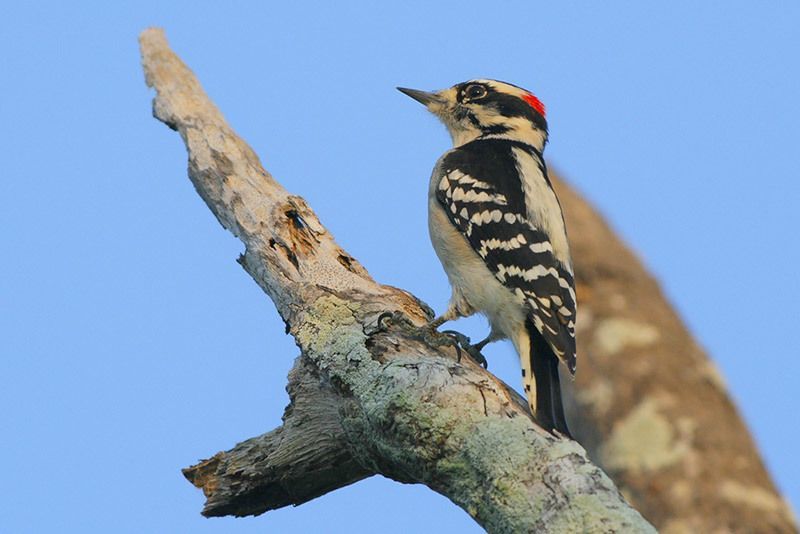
[140,27,652,533]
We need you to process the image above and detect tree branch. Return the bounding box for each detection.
[183,357,371,517]
[140,27,654,533]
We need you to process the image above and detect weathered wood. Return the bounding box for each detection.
[140,27,654,533]
[183,357,371,516]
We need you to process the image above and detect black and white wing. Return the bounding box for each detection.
[435,139,577,373]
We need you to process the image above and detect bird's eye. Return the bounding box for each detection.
[465,84,487,100]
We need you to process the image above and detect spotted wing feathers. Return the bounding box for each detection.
[436,142,576,373]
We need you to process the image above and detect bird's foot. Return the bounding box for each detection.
[441,330,489,369]
[375,311,454,346]
[374,311,488,368]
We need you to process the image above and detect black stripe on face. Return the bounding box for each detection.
[454,106,483,130]
[454,81,548,133]
[482,124,511,135]
[488,92,547,132]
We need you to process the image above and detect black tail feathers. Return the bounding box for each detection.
[528,321,572,438]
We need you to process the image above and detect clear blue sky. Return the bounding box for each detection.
[2,2,798,532]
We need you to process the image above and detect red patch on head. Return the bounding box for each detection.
[522,93,546,118]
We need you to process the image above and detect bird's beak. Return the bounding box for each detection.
[397,87,445,108]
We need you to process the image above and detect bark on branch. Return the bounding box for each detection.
[140,28,653,532]
[183,357,372,516]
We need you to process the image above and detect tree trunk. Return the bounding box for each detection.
[553,174,797,533]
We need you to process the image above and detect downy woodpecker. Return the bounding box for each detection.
[399,80,575,436]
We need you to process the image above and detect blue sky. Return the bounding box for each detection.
[1,2,798,532]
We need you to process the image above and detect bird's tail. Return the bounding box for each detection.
[522,318,572,438]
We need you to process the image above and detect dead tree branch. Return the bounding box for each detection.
[140,28,654,533]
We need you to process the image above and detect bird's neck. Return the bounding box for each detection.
[450,121,548,152]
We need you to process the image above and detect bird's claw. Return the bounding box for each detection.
[373,311,488,369]
[441,330,489,368]
[373,310,414,333]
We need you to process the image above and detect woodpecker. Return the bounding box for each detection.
[398,80,575,437]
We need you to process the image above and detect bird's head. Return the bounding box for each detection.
[398,79,548,151]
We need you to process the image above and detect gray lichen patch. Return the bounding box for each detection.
[593,317,660,356]
[294,294,358,352]
[293,294,381,392]
[441,419,655,533]
[600,398,689,475]
[547,493,657,534]
[438,417,571,530]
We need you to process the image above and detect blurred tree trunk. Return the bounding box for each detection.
[553,176,797,532]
